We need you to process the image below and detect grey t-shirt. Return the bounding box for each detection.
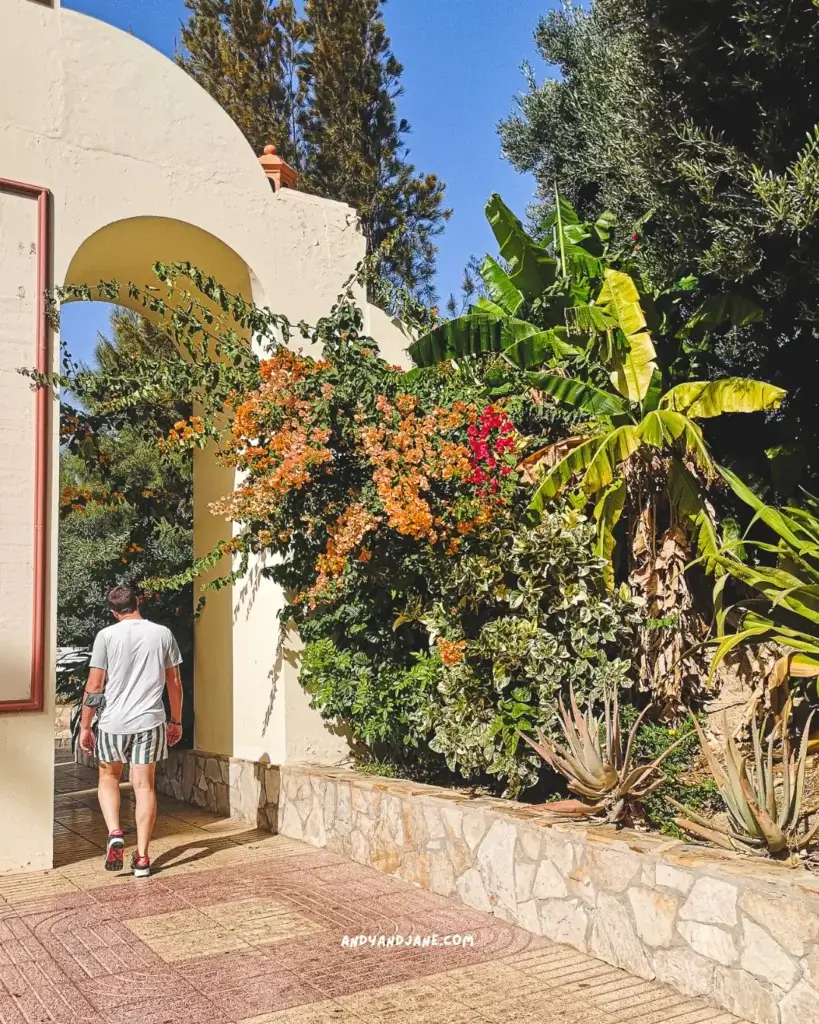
[90,618,182,734]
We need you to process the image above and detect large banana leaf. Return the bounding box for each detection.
[660,378,786,419]
[526,372,629,417]
[598,269,649,338]
[409,312,563,369]
[594,476,626,584]
[610,332,657,403]
[718,466,809,552]
[636,410,714,475]
[597,270,658,402]
[479,256,524,316]
[503,329,576,370]
[668,458,719,566]
[409,313,503,366]
[528,425,640,515]
[565,303,618,335]
[486,194,557,298]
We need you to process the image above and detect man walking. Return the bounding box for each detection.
[79,585,183,877]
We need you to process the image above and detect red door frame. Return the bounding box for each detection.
[0,177,51,713]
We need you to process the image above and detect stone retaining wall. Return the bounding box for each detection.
[155,747,279,831]
[69,743,819,1024]
[276,764,819,1024]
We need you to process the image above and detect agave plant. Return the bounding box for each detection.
[671,701,819,858]
[518,689,686,824]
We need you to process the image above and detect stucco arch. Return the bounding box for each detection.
[63,217,259,315]
[61,215,273,760]
[1,0,409,872]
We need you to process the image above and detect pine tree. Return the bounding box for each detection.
[300,0,450,302]
[177,0,306,166]
[177,0,449,302]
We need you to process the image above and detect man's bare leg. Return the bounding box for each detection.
[98,761,123,833]
[131,763,158,859]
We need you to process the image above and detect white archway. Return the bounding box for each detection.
[1,0,409,871]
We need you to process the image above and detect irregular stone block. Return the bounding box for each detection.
[518,827,541,862]
[532,858,568,900]
[584,846,641,893]
[427,849,456,897]
[278,796,304,839]
[651,947,715,999]
[303,804,327,847]
[627,886,678,948]
[204,757,221,783]
[350,828,371,865]
[655,862,693,894]
[461,812,489,852]
[679,876,738,926]
[779,980,819,1024]
[590,891,654,980]
[422,804,446,840]
[713,965,781,1024]
[539,898,588,951]
[456,867,493,913]
[678,920,738,966]
[740,888,819,957]
[544,834,574,875]
[515,859,537,904]
[440,806,464,842]
[741,917,798,990]
[805,948,819,988]
[567,864,596,906]
[516,899,541,934]
[476,819,518,914]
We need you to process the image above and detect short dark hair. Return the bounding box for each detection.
[108,585,139,614]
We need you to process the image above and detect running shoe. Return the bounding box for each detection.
[131,853,151,878]
[104,830,124,872]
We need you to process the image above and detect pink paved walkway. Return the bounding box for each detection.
[0,756,744,1024]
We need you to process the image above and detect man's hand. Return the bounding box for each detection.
[167,722,182,747]
[79,726,95,754]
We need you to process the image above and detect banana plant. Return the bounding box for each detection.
[409,194,613,372]
[409,193,761,379]
[708,468,819,703]
[521,269,783,706]
[525,270,784,572]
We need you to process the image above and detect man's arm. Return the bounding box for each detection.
[79,667,105,751]
[165,665,183,746]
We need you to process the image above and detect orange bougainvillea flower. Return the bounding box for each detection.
[437,637,467,666]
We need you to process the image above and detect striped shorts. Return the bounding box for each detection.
[97,723,168,765]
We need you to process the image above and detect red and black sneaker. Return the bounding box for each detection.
[131,853,151,878]
[104,830,124,872]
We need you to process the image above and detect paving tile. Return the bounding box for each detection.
[207,970,323,1020]
[78,968,199,1010]
[0,760,751,1024]
[238,1003,363,1024]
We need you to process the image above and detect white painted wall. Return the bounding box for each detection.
[0,0,410,870]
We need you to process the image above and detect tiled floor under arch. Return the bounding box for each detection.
[0,754,745,1024]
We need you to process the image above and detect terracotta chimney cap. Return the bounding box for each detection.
[258,143,299,191]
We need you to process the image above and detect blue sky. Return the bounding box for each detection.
[62,0,554,363]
